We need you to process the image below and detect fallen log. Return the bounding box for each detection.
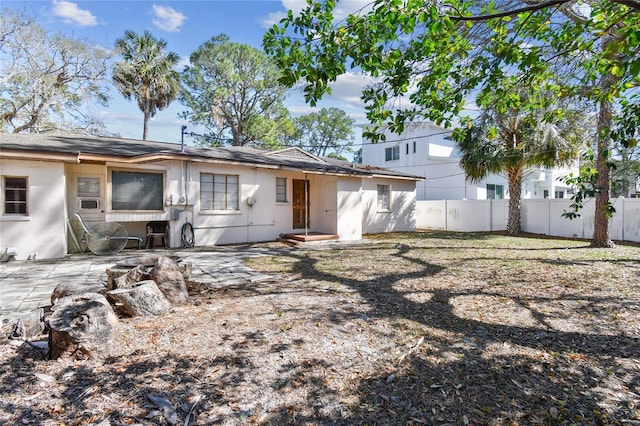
[107,280,171,317]
[48,293,118,360]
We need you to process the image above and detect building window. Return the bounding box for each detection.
[112,171,163,210]
[377,184,390,211]
[413,141,416,153]
[201,173,239,210]
[405,143,409,155]
[276,177,287,202]
[543,190,549,199]
[555,190,565,199]
[3,176,27,215]
[385,146,400,161]
[486,184,504,200]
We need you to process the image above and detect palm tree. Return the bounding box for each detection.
[455,97,586,235]
[113,30,180,140]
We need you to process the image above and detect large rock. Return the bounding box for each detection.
[149,256,189,304]
[48,293,118,360]
[107,280,171,317]
[106,265,149,290]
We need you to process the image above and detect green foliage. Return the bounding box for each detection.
[180,34,293,147]
[0,8,111,135]
[287,107,355,157]
[561,150,616,219]
[113,30,181,140]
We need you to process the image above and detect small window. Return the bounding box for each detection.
[487,184,504,200]
[377,184,390,211]
[555,190,564,199]
[112,171,164,210]
[405,143,409,155]
[543,189,549,199]
[276,177,287,202]
[385,146,400,161]
[78,177,100,197]
[3,176,27,215]
[201,173,239,210]
[413,141,416,153]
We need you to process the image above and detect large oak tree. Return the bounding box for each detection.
[0,9,110,135]
[264,0,640,247]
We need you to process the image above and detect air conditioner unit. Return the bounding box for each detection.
[78,198,100,210]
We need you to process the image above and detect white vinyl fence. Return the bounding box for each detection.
[416,197,640,243]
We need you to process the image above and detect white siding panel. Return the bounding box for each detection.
[0,159,66,260]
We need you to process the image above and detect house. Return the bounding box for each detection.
[0,134,421,260]
[361,122,578,201]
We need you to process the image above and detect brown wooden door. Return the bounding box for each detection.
[292,179,309,229]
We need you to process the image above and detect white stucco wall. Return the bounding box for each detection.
[0,159,67,260]
[337,177,363,240]
[362,178,416,234]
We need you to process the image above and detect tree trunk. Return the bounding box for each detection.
[143,109,150,140]
[107,280,171,317]
[506,165,523,234]
[592,96,615,248]
[48,293,118,360]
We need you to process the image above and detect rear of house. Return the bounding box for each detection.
[0,134,420,260]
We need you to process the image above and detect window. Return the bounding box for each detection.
[385,146,400,161]
[276,177,287,202]
[413,141,416,153]
[543,190,549,199]
[78,177,100,210]
[405,143,409,155]
[3,176,27,214]
[555,190,565,199]
[377,184,390,211]
[486,184,504,200]
[112,171,163,210]
[201,173,239,210]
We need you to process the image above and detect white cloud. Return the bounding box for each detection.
[261,11,288,28]
[263,0,373,28]
[51,0,97,27]
[152,5,186,32]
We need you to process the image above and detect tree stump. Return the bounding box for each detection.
[106,264,149,290]
[48,293,118,360]
[51,281,107,305]
[150,256,189,304]
[107,280,171,317]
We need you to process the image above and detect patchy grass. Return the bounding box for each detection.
[1,231,639,425]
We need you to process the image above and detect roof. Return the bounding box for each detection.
[0,133,422,180]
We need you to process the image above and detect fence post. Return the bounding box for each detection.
[444,199,448,231]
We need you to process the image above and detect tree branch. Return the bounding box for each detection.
[448,0,640,22]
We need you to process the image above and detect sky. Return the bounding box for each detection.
[3,0,376,146]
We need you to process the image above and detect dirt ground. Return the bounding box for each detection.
[1,231,639,425]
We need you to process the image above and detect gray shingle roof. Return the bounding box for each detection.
[0,133,422,180]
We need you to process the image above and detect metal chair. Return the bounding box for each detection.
[74,214,141,255]
[146,221,169,249]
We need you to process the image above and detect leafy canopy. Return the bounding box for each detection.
[263,0,640,146]
[0,8,110,135]
[287,107,355,157]
[181,34,293,147]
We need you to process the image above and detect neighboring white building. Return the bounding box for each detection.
[0,134,420,260]
[361,121,578,201]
